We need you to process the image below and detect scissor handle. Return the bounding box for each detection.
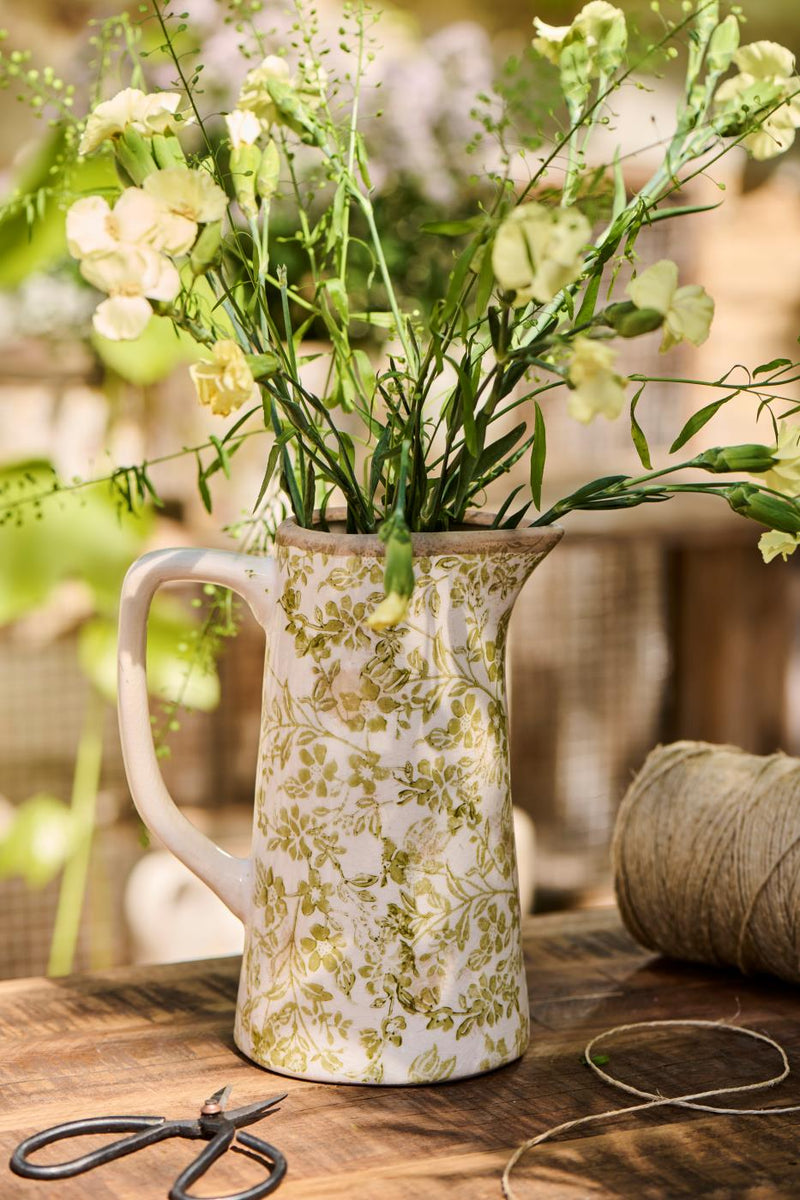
[9,1115,172,1180]
[170,1128,287,1200]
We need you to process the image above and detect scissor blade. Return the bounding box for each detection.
[224,1092,287,1128]
[205,1084,232,1108]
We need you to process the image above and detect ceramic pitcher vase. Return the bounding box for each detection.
[117,516,562,1084]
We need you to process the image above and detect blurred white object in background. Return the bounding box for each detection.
[512,806,536,915]
[124,850,244,964]
[125,810,536,965]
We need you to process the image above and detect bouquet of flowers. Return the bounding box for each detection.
[5,0,800,628]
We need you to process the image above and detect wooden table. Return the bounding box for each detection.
[3,908,800,1199]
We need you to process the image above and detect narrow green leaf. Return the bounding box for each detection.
[530,401,546,510]
[491,484,526,527]
[421,218,483,237]
[575,271,602,326]
[369,424,393,504]
[445,354,478,458]
[442,241,479,323]
[754,357,791,377]
[352,349,376,405]
[629,384,651,470]
[612,148,626,220]
[476,423,527,477]
[302,459,316,523]
[324,278,349,324]
[195,452,212,513]
[325,181,347,254]
[501,499,534,529]
[648,200,723,224]
[209,434,231,479]
[474,243,496,315]
[253,440,282,511]
[355,133,372,189]
[569,474,629,503]
[669,397,730,454]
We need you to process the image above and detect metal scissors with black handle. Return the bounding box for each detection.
[9,1085,287,1200]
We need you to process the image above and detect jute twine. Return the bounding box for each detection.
[502,741,800,1196]
[612,740,800,984]
[502,1019,800,1198]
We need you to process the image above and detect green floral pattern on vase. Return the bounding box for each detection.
[233,520,561,1084]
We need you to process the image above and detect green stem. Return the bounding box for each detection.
[352,189,416,370]
[47,689,106,977]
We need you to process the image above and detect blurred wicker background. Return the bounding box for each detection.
[0,0,798,977]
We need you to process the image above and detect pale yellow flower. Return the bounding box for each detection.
[532,19,570,66]
[533,2,627,76]
[566,335,627,423]
[714,41,800,161]
[238,55,293,126]
[189,340,257,416]
[225,108,262,149]
[66,189,166,258]
[79,245,181,340]
[366,591,409,631]
[142,167,228,256]
[79,88,185,156]
[626,260,714,353]
[762,422,800,496]
[492,203,590,305]
[759,529,800,563]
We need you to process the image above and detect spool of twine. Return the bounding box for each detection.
[613,740,800,984]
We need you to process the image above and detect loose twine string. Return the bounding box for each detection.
[503,741,800,1197]
[501,1019,800,1199]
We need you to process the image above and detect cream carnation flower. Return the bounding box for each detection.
[759,529,800,563]
[366,591,409,632]
[189,340,257,416]
[533,2,627,76]
[225,108,262,149]
[238,55,293,126]
[66,189,166,258]
[492,203,590,305]
[715,41,800,161]
[79,245,180,341]
[142,167,228,256]
[567,336,627,424]
[762,422,800,496]
[79,89,184,156]
[626,260,714,353]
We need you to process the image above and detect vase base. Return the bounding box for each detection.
[233,1026,527,1087]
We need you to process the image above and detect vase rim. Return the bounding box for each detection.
[276,509,564,558]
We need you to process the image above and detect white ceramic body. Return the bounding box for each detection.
[117,517,561,1084]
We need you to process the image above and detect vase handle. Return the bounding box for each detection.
[117,548,277,922]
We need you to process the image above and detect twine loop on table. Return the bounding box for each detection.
[612,741,800,983]
[502,1019,800,1199]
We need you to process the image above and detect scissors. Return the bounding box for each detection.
[9,1085,287,1200]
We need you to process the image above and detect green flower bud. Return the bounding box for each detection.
[726,484,800,534]
[257,139,280,201]
[604,301,664,337]
[245,351,280,380]
[697,444,777,474]
[366,509,415,631]
[230,143,261,219]
[151,133,186,170]
[115,127,157,185]
[380,511,414,599]
[706,14,740,75]
[265,77,321,144]
[190,220,223,276]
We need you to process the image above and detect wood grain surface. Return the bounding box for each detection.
[2,908,800,1199]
